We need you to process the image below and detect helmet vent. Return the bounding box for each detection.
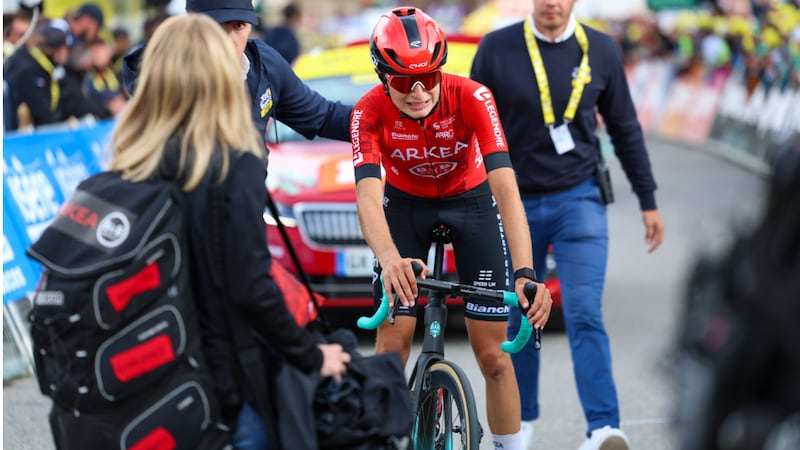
[431,42,442,65]
[398,12,422,49]
[384,49,406,70]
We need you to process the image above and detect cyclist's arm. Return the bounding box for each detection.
[487,167,552,329]
[485,167,532,287]
[355,176,420,308]
[459,77,552,326]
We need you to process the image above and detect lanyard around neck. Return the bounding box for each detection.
[29,47,60,112]
[91,67,120,93]
[523,17,590,127]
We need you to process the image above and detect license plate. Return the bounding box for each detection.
[336,248,374,277]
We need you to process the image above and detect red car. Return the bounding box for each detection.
[264,40,564,330]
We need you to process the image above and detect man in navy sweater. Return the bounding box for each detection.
[471,0,665,449]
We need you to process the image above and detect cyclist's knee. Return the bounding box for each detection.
[474,349,513,381]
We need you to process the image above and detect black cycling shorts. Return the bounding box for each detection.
[372,181,511,321]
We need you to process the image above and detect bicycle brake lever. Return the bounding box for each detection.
[388,293,400,325]
[522,282,542,351]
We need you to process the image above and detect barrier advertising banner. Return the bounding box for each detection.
[2,120,113,305]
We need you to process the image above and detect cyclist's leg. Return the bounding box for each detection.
[445,184,521,437]
[509,196,550,423]
[374,184,434,365]
[465,319,520,434]
[549,177,618,434]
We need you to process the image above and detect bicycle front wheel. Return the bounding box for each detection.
[413,361,482,450]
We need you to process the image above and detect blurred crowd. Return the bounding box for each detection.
[4,0,799,133]
[3,3,130,132]
[611,0,800,95]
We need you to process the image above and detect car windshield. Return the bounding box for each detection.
[267,74,377,144]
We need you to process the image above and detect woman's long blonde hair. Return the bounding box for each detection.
[107,13,263,191]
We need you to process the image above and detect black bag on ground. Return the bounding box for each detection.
[269,327,413,450]
[26,172,230,450]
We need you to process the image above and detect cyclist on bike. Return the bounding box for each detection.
[351,7,552,449]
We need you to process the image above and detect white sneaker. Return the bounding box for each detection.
[519,420,534,450]
[577,426,629,450]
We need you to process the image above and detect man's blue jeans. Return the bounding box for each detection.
[231,402,269,450]
[508,176,621,435]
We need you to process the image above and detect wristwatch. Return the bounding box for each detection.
[513,267,538,282]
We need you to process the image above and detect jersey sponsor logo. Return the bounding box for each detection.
[478,269,494,283]
[435,129,454,139]
[432,116,455,130]
[472,86,505,149]
[465,302,510,315]
[391,132,419,141]
[409,161,457,177]
[389,142,469,161]
[474,147,484,169]
[352,109,364,164]
[473,86,492,102]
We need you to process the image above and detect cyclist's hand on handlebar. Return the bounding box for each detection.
[516,280,552,330]
[381,257,428,308]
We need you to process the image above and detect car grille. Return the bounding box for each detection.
[295,203,366,247]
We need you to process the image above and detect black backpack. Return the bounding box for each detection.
[26,171,230,450]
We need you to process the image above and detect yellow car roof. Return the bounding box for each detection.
[292,39,480,80]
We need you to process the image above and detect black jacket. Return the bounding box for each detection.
[4,46,64,127]
[180,151,323,413]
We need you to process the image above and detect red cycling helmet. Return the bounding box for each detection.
[370,7,448,75]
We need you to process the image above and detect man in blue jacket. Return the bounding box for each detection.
[471,0,665,449]
[122,0,351,144]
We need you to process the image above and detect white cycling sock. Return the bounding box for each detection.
[492,429,525,450]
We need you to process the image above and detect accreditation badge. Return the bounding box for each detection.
[549,123,575,154]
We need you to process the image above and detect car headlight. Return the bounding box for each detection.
[263,202,297,227]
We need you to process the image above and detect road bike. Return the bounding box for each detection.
[357,224,540,450]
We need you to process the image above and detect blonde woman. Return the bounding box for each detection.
[108,13,350,449]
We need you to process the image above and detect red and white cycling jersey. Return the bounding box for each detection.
[351,73,509,198]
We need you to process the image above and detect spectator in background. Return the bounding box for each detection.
[142,12,170,45]
[117,13,169,98]
[263,2,302,64]
[83,39,127,116]
[66,3,104,47]
[3,12,32,59]
[698,14,733,87]
[61,2,114,121]
[4,23,70,129]
[110,27,131,78]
